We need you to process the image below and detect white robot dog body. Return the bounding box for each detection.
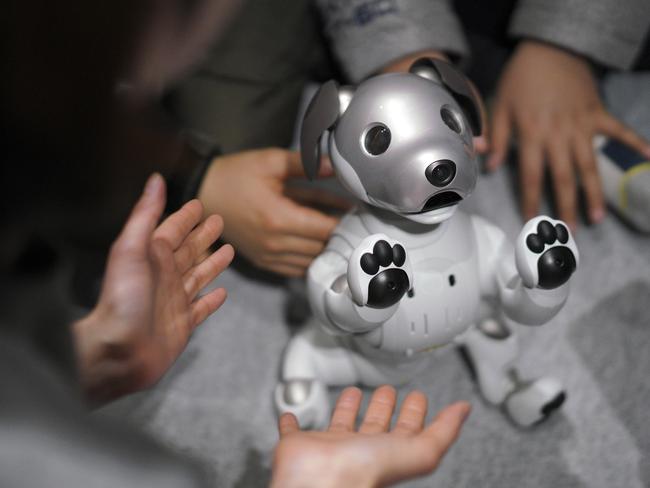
[275,59,579,428]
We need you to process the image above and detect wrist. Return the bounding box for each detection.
[197,155,227,218]
[516,39,591,69]
[72,306,134,405]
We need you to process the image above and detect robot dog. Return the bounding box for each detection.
[275,58,579,428]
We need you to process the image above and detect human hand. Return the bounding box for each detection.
[198,149,350,277]
[271,385,470,488]
[74,174,234,404]
[488,40,650,229]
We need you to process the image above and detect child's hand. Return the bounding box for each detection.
[271,385,470,488]
[488,40,650,229]
[74,174,234,404]
[199,149,350,277]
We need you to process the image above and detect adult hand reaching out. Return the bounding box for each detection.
[198,149,350,277]
[74,174,234,404]
[487,40,650,229]
[271,385,470,488]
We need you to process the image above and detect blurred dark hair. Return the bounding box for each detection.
[0,0,240,273]
[1,1,159,260]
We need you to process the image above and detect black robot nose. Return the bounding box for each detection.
[425,159,456,187]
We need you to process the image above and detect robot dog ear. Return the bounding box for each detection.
[409,58,483,136]
[300,80,347,180]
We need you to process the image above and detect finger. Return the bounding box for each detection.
[392,390,428,435]
[421,402,471,457]
[175,214,225,274]
[262,262,308,278]
[114,173,166,254]
[150,235,176,283]
[468,78,489,153]
[518,137,545,220]
[260,253,314,270]
[328,387,363,433]
[547,138,577,228]
[150,237,196,337]
[284,186,353,212]
[153,199,203,250]
[279,150,310,179]
[191,287,228,327]
[598,113,650,159]
[184,243,235,299]
[474,135,489,155]
[359,385,397,434]
[279,200,339,241]
[374,402,471,486]
[278,413,300,437]
[280,150,335,179]
[265,235,325,258]
[486,102,512,171]
[318,155,335,177]
[573,133,605,223]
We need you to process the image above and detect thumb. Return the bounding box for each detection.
[376,402,470,485]
[114,173,166,254]
[278,413,300,437]
[486,101,511,171]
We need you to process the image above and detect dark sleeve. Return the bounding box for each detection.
[165,130,221,213]
[509,0,650,69]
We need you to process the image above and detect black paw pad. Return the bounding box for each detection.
[538,247,576,289]
[526,221,569,253]
[361,240,409,309]
[368,269,410,308]
[525,220,575,289]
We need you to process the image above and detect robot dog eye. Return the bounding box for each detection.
[440,106,462,134]
[363,124,391,155]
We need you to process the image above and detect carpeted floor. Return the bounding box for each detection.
[100,73,650,488]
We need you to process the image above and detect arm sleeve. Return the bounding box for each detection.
[509,0,650,69]
[315,0,469,82]
[165,130,220,214]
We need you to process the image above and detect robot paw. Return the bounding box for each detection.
[515,216,579,289]
[504,377,566,427]
[347,234,413,309]
[274,379,330,430]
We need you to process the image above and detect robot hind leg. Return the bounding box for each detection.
[274,324,358,429]
[457,319,566,427]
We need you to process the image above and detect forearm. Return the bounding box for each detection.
[497,277,569,326]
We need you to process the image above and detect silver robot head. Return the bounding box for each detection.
[300,58,483,224]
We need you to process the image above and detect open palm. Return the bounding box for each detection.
[272,386,470,488]
[74,174,234,404]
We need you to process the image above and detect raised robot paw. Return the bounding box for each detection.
[515,216,579,289]
[347,234,413,308]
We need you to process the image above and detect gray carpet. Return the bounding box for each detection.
[101,73,650,487]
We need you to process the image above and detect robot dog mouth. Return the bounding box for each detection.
[416,191,462,213]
